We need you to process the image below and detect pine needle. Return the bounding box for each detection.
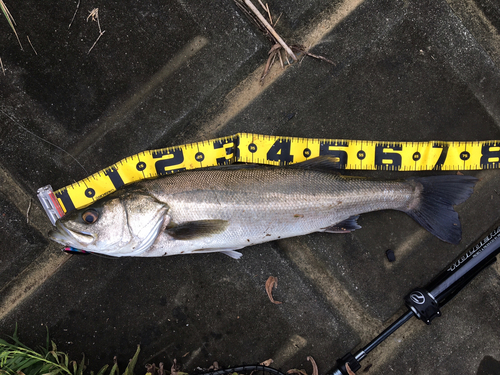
[0,0,23,50]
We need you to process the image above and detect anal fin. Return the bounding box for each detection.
[322,215,361,233]
[221,250,243,259]
[193,247,243,259]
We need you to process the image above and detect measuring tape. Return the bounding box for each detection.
[37,133,500,223]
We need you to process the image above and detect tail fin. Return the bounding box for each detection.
[405,175,477,244]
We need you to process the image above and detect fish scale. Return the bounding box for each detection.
[48,159,478,258]
[140,168,418,257]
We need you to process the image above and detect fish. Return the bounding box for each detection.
[48,158,478,259]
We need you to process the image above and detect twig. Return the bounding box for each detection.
[261,44,280,82]
[274,12,282,27]
[0,57,4,75]
[243,0,297,61]
[87,8,105,54]
[302,51,335,65]
[68,0,80,29]
[291,44,336,65]
[278,48,284,68]
[26,198,32,224]
[258,0,272,25]
[87,30,105,54]
[27,35,37,55]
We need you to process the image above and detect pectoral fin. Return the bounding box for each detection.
[166,220,229,240]
[322,215,361,233]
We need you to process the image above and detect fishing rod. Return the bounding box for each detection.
[330,224,500,375]
[195,224,500,375]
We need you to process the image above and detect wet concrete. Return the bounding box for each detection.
[1,0,500,374]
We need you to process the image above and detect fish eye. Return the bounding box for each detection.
[82,209,99,224]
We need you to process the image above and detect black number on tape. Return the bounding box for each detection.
[266,139,294,165]
[319,141,348,168]
[432,143,449,170]
[480,142,500,169]
[55,189,75,213]
[375,143,402,170]
[213,138,236,165]
[153,148,186,175]
[104,167,125,189]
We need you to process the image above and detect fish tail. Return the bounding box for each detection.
[405,175,478,244]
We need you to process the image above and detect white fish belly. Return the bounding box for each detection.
[137,168,415,257]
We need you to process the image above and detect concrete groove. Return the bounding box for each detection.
[416,0,500,128]
[446,0,500,67]
[65,36,209,163]
[0,164,52,235]
[277,238,380,340]
[0,164,72,320]
[192,0,365,141]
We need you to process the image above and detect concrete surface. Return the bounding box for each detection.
[1,0,500,374]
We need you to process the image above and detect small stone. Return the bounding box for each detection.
[386,249,396,262]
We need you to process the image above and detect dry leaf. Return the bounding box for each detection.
[145,363,165,375]
[171,359,181,375]
[208,362,220,371]
[265,276,282,304]
[260,359,274,366]
[307,356,318,375]
[345,363,355,375]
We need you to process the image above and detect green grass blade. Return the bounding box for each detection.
[95,364,109,375]
[122,346,140,375]
[0,0,23,49]
[108,361,119,375]
[75,354,85,375]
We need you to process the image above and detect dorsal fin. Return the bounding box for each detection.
[290,156,344,172]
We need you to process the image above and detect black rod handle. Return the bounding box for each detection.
[329,224,500,375]
[427,226,500,303]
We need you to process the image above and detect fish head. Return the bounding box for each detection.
[49,192,169,256]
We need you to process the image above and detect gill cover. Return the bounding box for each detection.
[49,192,169,256]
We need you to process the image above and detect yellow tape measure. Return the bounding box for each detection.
[52,133,500,214]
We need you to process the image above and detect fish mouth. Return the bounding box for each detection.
[49,221,95,247]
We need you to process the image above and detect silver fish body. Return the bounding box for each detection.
[49,162,477,258]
